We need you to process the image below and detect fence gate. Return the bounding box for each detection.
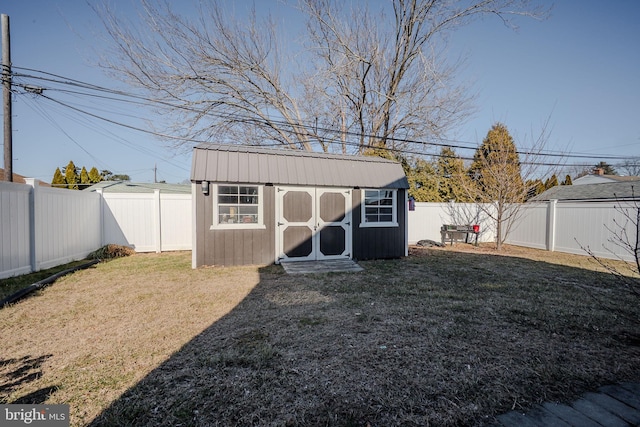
[276,186,351,262]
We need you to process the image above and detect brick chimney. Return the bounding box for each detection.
[593,167,605,176]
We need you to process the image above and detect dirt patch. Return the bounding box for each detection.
[1,247,639,426]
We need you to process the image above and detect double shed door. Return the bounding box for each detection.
[276,187,352,262]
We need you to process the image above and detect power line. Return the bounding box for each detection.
[11,75,191,172]
[19,94,109,169]
[9,65,638,170]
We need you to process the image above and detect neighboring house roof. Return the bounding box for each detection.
[531,181,640,202]
[190,143,410,189]
[0,168,50,186]
[85,181,191,194]
[573,174,640,186]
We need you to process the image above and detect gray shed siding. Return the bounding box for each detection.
[194,185,276,267]
[352,189,407,260]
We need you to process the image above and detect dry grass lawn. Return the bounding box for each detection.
[1,245,639,426]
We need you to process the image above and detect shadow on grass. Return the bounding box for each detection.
[0,355,56,404]
[0,261,99,305]
[88,250,640,426]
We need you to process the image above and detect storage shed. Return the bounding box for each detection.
[190,143,410,267]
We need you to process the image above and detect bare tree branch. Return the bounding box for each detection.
[456,117,562,249]
[93,0,547,152]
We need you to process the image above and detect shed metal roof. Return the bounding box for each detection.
[191,143,409,189]
[531,181,640,202]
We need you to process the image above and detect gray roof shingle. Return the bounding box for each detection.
[531,181,640,201]
[85,181,191,194]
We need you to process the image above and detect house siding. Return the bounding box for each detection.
[352,189,407,260]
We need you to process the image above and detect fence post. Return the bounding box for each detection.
[154,189,161,253]
[96,188,104,247]
[25,178,38,273]
[191,183,198,269]
[546,199,557,252]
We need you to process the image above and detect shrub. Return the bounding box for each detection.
[87,244,135,260]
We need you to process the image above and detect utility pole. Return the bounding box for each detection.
[2,14,12,182]
[154,163,157,183]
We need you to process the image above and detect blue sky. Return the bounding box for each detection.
[2,0,639,183]
[449,0,640,164]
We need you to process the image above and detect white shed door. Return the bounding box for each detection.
[276,187,351,262]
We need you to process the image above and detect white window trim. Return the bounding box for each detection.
[360,189,399,228]
[210,184,266,230]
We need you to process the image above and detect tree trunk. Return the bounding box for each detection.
[496,205,503,251]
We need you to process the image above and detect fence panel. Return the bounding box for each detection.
[159,194,192,251]
[102,193,157,252]
[504,203,548,250]
[36,186,102,270]
[0,185,192,279]
[408,202,496,244]
[504,201,636,262]
[101,192,192,253]
[0,182,31,279]
[408,203,452,243]
[554,202,634,261]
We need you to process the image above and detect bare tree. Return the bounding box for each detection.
[95,1,313,150]
[301,0,477,153]
[456,120,560,250]
[94,0,546,152]
[618,157,640,177]
[578,191,640,324]
[563,164,592,180]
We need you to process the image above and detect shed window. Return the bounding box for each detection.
[212,184,264,229]
[361,189,398,227]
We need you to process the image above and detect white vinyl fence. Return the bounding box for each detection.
[0,181,191,279]
[101,191,192,253]
[0,181,35,278]
[408,202,497,245]
[507,200,636,262]
[0,180,102,279]
[2,180,636,279]
[409,200,638,263]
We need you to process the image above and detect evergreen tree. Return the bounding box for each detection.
[101,169,131,181]
[468,123,524,200]
[64,161,79,190]
[111,174,131,181]
[80,167,90,188]
[54,162,106,189]
[525,179,545,200]
[465,123,524,249]
[544,174,559,189]
[88,167,102,183]
[100,170,113,181]
[561,174,573,185]
[437,147,472,202]
[51,168,66,188]
[594,161,616,175]
[407,158,440,202]
[362,141,398,161]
